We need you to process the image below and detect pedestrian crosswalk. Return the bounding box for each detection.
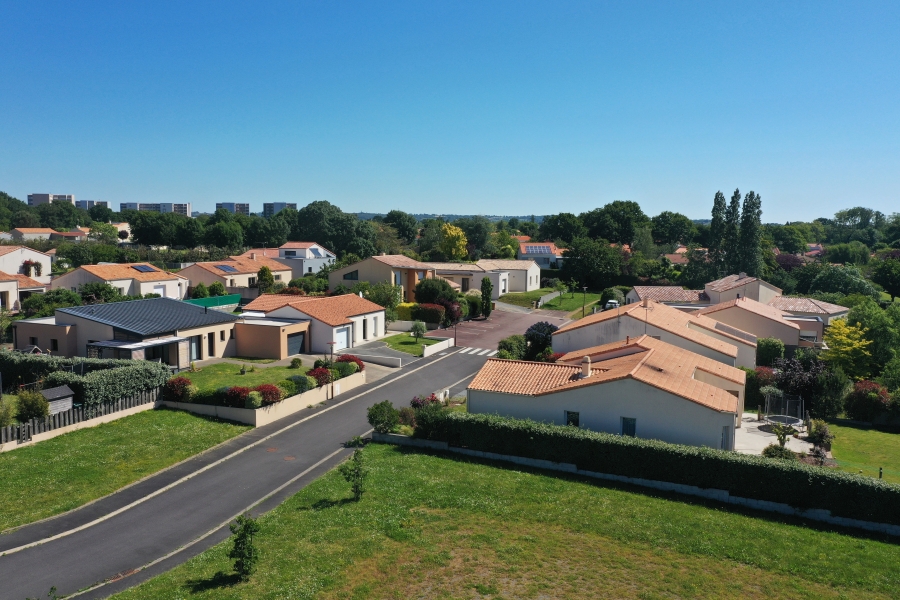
[456,347,498,356]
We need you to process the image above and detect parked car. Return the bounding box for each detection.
[604,300,620,310]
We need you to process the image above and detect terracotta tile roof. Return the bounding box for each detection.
[370,254,432,269]
[513,235,531,242]
[662,253,690,265]
[768,296,849,315]
[476,259,538,271]
[0,245,51,257]
[697,297,800,330]
[630,286,707,303]
[0,272,46,288]
[705,273,760,292]
[242,294,301,312]
[554,299,753,355]
[259,293,384,326]
[12,228,57,234]
[471,336,741,413]
[518,242,563,257]
[188,256,291,276]
[50,231,87,237]
[280,242,317,249]
[79,263,185,282]
[425,262,485,273]
[234,248,282,258]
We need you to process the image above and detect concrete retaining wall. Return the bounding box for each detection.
[164,370,366,426]
[372,432,900,537]
[422,337,454,357]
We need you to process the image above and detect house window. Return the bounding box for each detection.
[621,417,636,437]
[363,318,368,340]
[344,270,359,281]
[71,287,77,292]
[248,277,257,286]
[220,330,225,341]
[275,274,281,281]
[394,271,401,285]
[462,278,469,292]
[565,411,580,427]
[50,339,58,351]
[284,250,296,257]
[417,271,425,281]
[373,316,379,337]
[307,267,312,273]
[29,336,37,346]
[229,279,235,286]
[230,329,235,339]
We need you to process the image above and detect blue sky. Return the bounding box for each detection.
[1,1,898,221]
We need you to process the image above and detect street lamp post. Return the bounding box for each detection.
[327,341,336,400]
[582,286,588,318]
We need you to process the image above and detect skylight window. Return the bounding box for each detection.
[131,265,157,273]
[216,265,238,273]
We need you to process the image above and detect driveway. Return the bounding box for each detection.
[428,309,571,353]
[0,350,491,600]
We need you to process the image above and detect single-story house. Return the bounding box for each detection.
[327,254,435,303]
[0,272,47,311]
[767,296,849,325]
[475,259,541,292]
[424,259,540,298]
[552,298,758,369]
[0,246,52,285]
[704,273,782,305]
[49,230,87,242]
[50,263,189,299]
[696,297,824,348]
[242,293,386,353]
[626,286,708,305]
[11,228,56,241]
[517,241,565,268]
[11,297,310,366]
[467,335,743,449]
[234,242,336,280]
[177,256,292,290]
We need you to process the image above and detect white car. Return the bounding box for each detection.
[604,300,620,310]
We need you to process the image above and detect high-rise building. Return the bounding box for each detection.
[263,202,297,218]
[216,202,251,216]
[75,200,110,210]
[28,194,75,207]
[119,202,192,216]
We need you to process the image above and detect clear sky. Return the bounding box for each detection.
[1,1,898,221]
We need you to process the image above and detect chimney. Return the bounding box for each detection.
[581,356,591,379]
[642,297,650,308]
[738,271,746,279]
[380,252,386,256]
[251,253,257,260]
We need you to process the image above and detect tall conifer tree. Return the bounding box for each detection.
[738,191,763,276]
[723,188,742,274]
[707,191,727,272]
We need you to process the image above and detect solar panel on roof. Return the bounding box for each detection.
[131,265,157,273]
[216,265,238,273]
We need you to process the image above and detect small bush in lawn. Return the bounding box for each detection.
[245,391,263,409]
[16,390,49,421]
[308,367,333,387]
[339,448,368,501]
[410,320,427,341]
[844,380,891,422]
[291,375,317,393]
[336,354,365,372]
[367,400,399,433]
[224,386,251,408]
[398,406,416,427]
[410,393,440,409]
[254,384,282,405]
[346,435,366,448]
[808,419,835,447]
[412,402,445,439]
[163,376,193,403]
[762,444,797,460]
[313,358,333,370]
[289,357,303,369]
[229,513,261,581]
[276,379,297,397]
[0,397,15,427]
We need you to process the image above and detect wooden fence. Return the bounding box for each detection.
[0,388,160,445]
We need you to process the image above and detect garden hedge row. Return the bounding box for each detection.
[411,303,445,324]
[43,361,170,406]
[416,412,900,526]
[0,349,137,386]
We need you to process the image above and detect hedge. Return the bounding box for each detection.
[397,302,417,321]
[44,361,171,406]
[416,412,900,526]
[0,349,139,387]
[411,303,445,324]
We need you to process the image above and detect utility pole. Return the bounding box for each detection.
[582,286,588,318]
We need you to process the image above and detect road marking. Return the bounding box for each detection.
[487,350,498,356]
[0,351,466,557]
[458,347,474,354]
[475,348,492,355]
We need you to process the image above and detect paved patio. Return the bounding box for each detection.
[734,413,813,455]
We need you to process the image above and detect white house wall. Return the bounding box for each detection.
[0,248,52,285]
[684,322,757,369]
[468,378,735,450]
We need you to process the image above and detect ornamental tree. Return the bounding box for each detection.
[481,277,493,319]
[439,223,468,260]
[524,321,559,359]
[822,319,872,380]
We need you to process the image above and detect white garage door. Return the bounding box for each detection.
[153,285,166,298]
[334,327,349,351]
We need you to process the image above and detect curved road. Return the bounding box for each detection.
[0,349,486,600]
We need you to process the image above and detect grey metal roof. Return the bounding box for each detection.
[58,298,239,336]
[41,385,74,401]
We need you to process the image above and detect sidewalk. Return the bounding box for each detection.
[734,414,813,455]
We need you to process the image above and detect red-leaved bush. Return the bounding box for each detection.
[411,393,440,409]
[755,367,776,388]
[254,384,282,405]
[163,376,193,403]
[224,386,251,408]
[337,354,365,372]
[308,367,333,387]
[844,380,890,422]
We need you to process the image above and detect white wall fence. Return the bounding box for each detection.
[423,337,454,357]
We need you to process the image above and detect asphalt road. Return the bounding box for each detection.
[431,309,571,350]
[0,348,487,600]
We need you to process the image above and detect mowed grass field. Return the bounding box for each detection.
[0,409,250,531]
[501,288,602,312]
[381,333,442,356]
[115,443,900,600]
[830,423,900,484]
[182,362,308,391]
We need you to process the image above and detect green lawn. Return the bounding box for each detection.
[0,409,250,531]
[501,287,603,312]
[115,444,900,600]
[381,333,442,356]
[829,423,900,484]
[229,356,278,364]
[182,362,308,391]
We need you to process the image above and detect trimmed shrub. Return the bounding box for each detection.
[224,387,251,408]
[367,400,399,434]
[411,402,445,438]
[313,358,333,370]
[413,411,900,526]
[398,406,416,427]
[0,397,14,427]
[0,350,147,386]
[466,295,482,319]
[336,354,365,372]
[495,349,516,360]
[334,361,357,379]
[756,337,785,367]
[16,390,49,421]
[163,376,193,403]
[435,298,462,326]
[808,419,835,447]
[414,278,456,304]
[308,367,333,387]
[497,334,526,360]
[289,358,303,369]
[396,302,417,321]
[845,380,891,422]
[245,391,263,409]
[743,366,776,411]
[411,303,445,324]
[276,379,297,397]
[43,361,170,406]
[291,375,317,393]
[524,321,559,359]
[254,384,282,405]
[762,444,796,460]
[599,287,625,306]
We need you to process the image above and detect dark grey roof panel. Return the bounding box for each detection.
[41,385,74,401]
[58,298,239,336]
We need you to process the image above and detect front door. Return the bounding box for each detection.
[207,333,215,358]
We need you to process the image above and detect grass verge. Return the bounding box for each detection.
[0,408,250,531]
[501,288,602,312]
[183,362,308,391]
[830,422,900,484]
[114,444,900,599]
[381,333,442,356]
[229,356,279,364]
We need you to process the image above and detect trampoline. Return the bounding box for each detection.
[763,390,804,428]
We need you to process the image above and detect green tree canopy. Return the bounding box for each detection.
[538,213,586,244]
[872,258,900,301]
[809,265,879,299]
[581,201,650,245]
[651,211,695,246]
[383,210,418,244]
[559,237,622,290]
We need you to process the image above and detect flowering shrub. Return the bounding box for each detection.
[337,354,365,372]
[396,302,417,321]
[844,380,890,422]
[278,286,307,296]
[224,386,251,408]
[22,259,42,277]
[163,376,193,403]
[411,393,440,409]
[537,351,565,364]
[435,298,461,325]
[254,383,283,405]
[308,367,333,387]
